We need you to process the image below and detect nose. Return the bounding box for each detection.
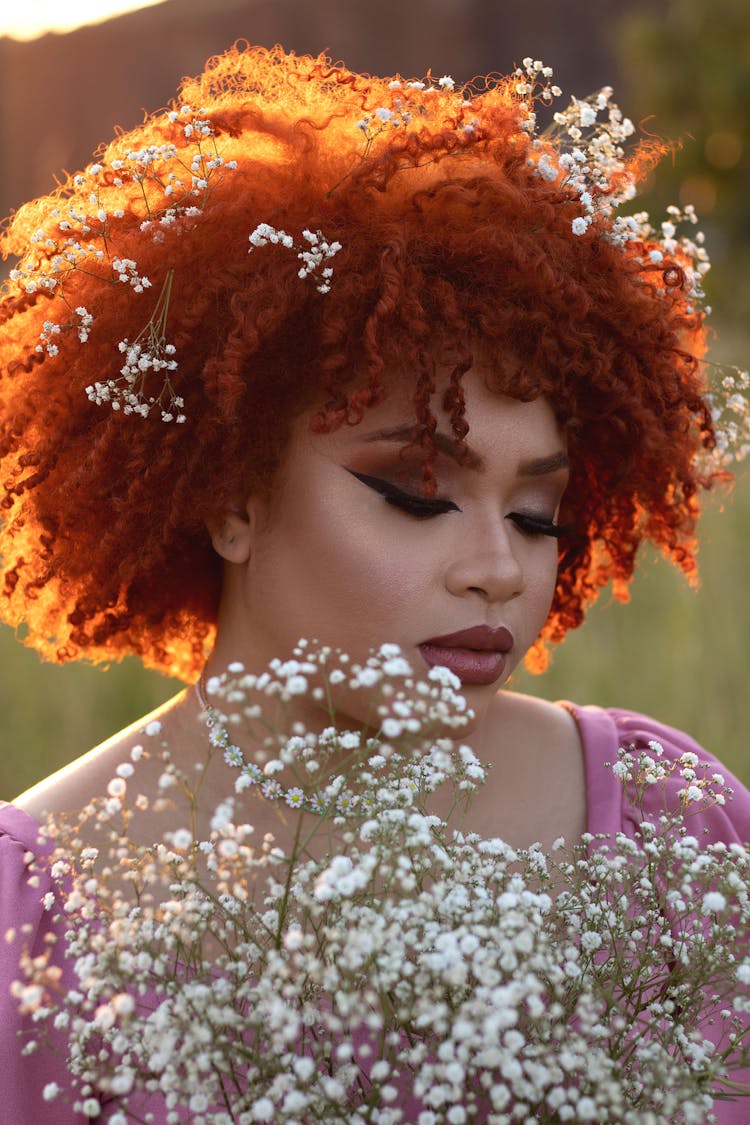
[444,519,525,604]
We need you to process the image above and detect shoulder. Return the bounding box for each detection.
[565,702,750,846]
[494,691,581,748]
[568,703,710,764]
[480,693,586,847]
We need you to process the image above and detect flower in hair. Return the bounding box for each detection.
[248,224,342,294]
[8,106,239,422]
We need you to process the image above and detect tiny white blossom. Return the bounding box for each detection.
[107,777,127,798]
[251,1098,274,1120]
[702,891,727,914]
[168,828,193,850]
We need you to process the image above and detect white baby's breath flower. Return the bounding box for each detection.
[107,777,127,798]
[248,223,341,293]
[702,891,727,914]
[285,675,308,695]
[580,930,603,953]
[168,828,193,851]
[251,1097,275,1120]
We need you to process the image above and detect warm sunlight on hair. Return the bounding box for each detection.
[0,0,166,41]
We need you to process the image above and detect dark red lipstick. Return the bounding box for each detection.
[418,625,514,686]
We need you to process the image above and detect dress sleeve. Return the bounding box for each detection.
[0,803,87,1124]
[574,710,750,1125]
[608,709,750,846]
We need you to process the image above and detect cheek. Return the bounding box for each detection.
[522,543,560,626]
[536,545,561,615]
[316,543,413,618]
[335,530,428,609]
[254,497,426,629]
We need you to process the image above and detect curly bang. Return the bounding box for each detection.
[0,44,729,680]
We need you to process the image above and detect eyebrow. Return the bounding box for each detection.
[359,425,570,477]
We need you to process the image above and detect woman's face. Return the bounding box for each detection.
[214,368,569,731]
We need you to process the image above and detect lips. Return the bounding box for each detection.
[418,625,514,686]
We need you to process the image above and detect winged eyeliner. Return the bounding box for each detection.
[347,470,570,537]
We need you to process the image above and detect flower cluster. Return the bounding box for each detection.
[508,57,750,467]
[354,73,462,144]
[10,643,750,1123]
[356,101,416,144]
[201,642,475,818]
[706,365,750,466]
[8,106,237,422]
[248,225,342,294]
[513,60,699,273]
[84,268,184,421]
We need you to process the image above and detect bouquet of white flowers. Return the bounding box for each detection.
[13,643,750,1123]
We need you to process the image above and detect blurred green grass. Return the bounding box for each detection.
[1,469,748,801]
[0,645,183,801]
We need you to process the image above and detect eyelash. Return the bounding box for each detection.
[349,471,571,538]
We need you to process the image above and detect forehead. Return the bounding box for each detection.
[297,368,565,466]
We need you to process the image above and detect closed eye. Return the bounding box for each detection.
[347,471,459,518]
[507,512,572,539]
[348,471,572,536]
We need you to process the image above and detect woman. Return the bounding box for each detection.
[0,44,748,1121]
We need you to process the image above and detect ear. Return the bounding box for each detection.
[207,498,264,564]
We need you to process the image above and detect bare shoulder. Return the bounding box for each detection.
[486,690,581,757]
[487,690,585,798]
[13,690,191,823]
[470,690,586,848]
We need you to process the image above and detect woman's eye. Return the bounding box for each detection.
[348,471,459,518]
[507,512,571,539]
[348,471,571,534]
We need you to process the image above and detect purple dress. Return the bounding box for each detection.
[2,706,749,1123]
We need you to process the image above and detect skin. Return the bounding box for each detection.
[16,369,586,852]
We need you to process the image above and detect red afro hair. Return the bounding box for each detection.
[0,44,727,680]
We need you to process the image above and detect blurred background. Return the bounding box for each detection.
[0,0,748,798]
